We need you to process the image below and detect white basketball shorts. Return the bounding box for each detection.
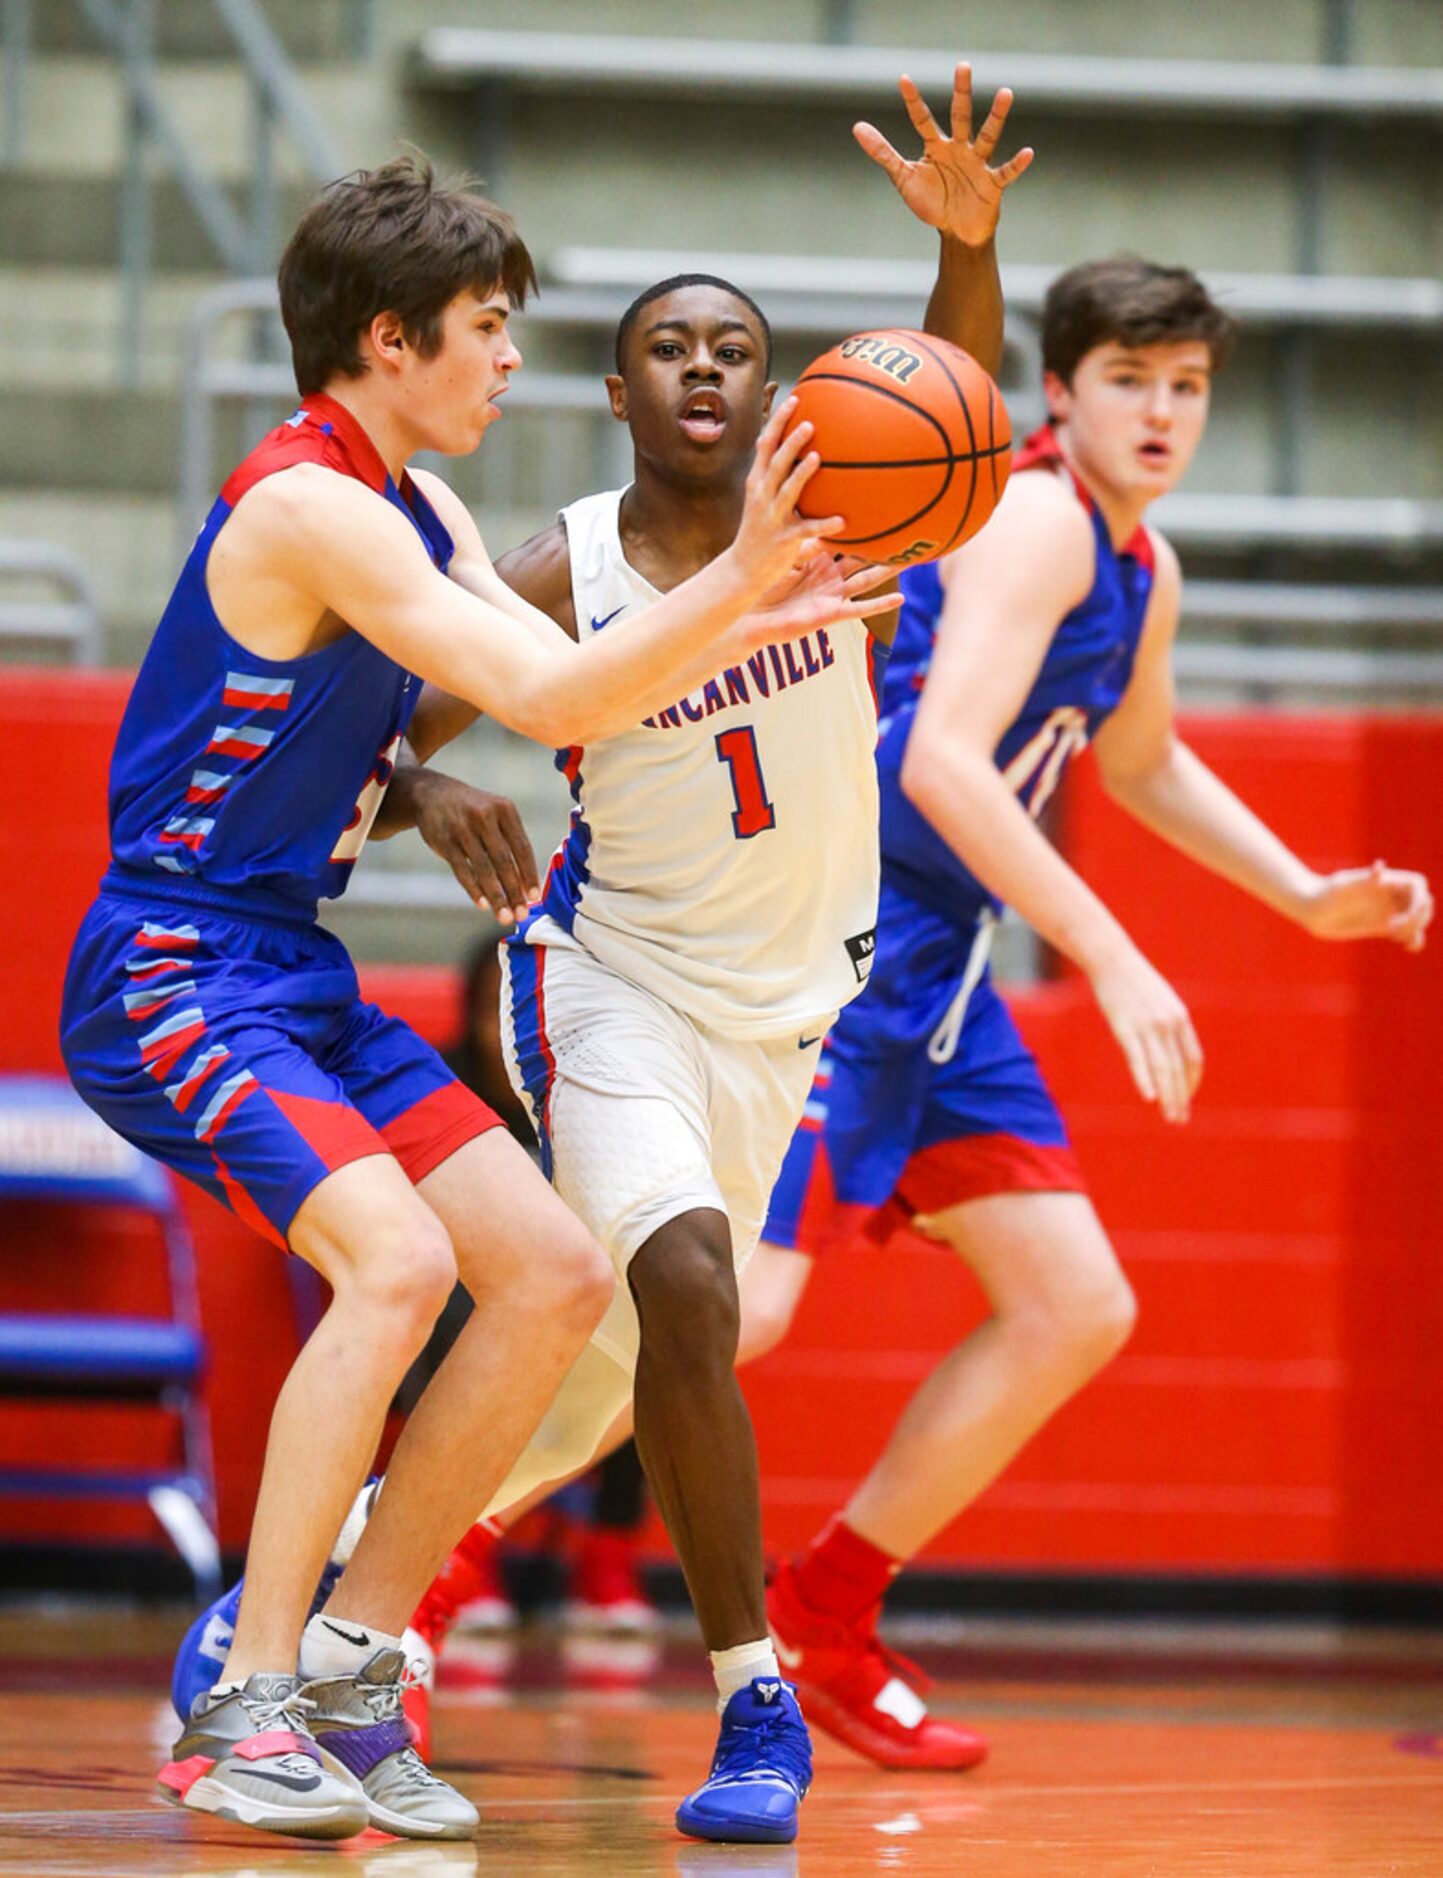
[500,930,829,1374]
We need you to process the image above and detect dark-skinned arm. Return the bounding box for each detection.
[854,62,1033,377]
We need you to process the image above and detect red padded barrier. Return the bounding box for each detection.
[745,716,1443,1580]
[0,674,1439,1584]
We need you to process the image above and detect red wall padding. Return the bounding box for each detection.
[747,717,1443,1580]
[1,672,1439,1581]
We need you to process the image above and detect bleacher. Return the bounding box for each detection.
[1,0,1442,955]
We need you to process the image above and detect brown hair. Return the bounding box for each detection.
[278,152,537,396]
[1042,256,1236,385]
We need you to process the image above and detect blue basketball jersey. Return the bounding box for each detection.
[876,423,1156,930]
[105,393,453,922]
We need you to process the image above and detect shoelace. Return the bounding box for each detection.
[236,1686,318,1737]
[390,1747,446,1789]
[710,1708,811,1790]
[351,1666,414,1727]
[349,1665,444,1785]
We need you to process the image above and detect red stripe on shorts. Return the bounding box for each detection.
[379,1080,505,1187]
[210,1147,286,1249]
[268,1088,390,1174]
[896,1133,1087,1217]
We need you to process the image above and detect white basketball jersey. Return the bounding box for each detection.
[522,488,881,1041]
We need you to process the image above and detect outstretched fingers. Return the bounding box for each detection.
[970,85,1014,161]
[993,144,1036,188]
[840,562,899,600]
[750,396,806,486]
[949,61,974,143]
[852,120,906,185]
[898,72,944,144]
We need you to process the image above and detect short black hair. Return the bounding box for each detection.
[1042,255,1236,385]
[614,273,774,375]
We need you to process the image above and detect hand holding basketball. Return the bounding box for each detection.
[736,554,902,655]
[728,396,845,593]
[788,329,1012,566]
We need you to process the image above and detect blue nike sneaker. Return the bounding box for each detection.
[675,1678,813,1844]
[171,1480,378,1722]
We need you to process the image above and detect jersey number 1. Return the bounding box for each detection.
[715,727,775,839]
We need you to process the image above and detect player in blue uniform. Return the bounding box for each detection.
[59,154,874,1843]
[749,256,1434,1769]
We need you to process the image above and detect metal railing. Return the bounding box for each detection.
[0,542,103,664]
[546,247,1443,505]
[12,0,349,385]
[181,278,1443,569]
[548,248,1443,337]
[413,29,1443,121]
[0,0,30,167]
[177,278,627,550]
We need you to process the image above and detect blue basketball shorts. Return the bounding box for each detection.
[60,884,502,1247]
[763,914,1084,1256]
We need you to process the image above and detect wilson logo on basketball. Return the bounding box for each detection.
[789,328,1012,566]
[837,336,923,384]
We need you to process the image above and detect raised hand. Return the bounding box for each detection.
[1090,945,1204,1125]
[1301,861,1433,951]
[855,62,1034,247]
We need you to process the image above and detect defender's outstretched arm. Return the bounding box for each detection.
[856,62,1033,374]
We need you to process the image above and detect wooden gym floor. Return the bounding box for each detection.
[0,1608,1439,1875]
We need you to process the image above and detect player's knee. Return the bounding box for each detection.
[1022,1256,1136,1383]
[1083,1265,1138,1368]
[544,1224,614,1341]
[505,1213,611,1347]
[631,1230,739,1373]
[344,1214,457,1342]
[736,1286,798,1366]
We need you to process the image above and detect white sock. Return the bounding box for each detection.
[710,1638,781,1712]
[298,1611,402,1680]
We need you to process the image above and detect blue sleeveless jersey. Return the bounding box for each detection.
[104,392,453,922]
[876,424,1156,931]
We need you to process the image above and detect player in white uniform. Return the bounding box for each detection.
[384,67,1032,1843]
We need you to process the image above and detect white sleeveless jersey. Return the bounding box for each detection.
[522,488,881,1041]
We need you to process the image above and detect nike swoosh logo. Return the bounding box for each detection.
[243,1768,323,1793]
[590,605,626,634]
[320,1618,372,1649]
[773,1636,803,1669]
[798,1035,822,1051]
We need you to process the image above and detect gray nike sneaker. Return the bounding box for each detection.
[304,1647,479,1839]
[157,1670,368,1839]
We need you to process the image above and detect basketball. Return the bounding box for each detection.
[789,329,1012,566]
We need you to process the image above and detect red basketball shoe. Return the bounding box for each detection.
[566,1527,660,1634]
[766,1559,988,1771]
[405,1520,511,1758]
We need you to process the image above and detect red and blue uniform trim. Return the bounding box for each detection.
[505,941,557,1180]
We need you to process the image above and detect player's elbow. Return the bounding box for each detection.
[1097,737,1180,811]
[900,729,973,821]
[483,675,578,748]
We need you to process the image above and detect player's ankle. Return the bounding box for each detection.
[710,1638,781,1711]
[791,1514,902,1624]
[299,1611,403,1680]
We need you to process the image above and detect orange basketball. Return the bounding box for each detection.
[789,329,1011,566]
